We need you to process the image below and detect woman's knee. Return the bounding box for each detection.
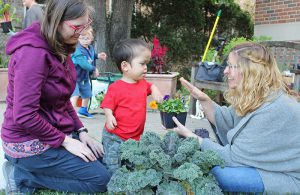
[87,169,111,192]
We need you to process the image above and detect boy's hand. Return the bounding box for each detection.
[93,68,100,77]
[98,52,107,61]
[151,85,163,103]
[105,115,117,130]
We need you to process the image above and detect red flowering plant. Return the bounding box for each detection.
[149,36,169,74]
[0,0,19,33]
[0,0,14,22]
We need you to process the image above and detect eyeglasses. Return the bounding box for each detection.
[64,18,93,34]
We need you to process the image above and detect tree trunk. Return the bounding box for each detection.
[106,0,134,72]
[87,0,108,72]
[86,0,134,73]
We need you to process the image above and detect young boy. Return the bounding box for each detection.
[71,27,107,118]
[101,39,163,174]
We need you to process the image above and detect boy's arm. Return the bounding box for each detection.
[73,52,95,71]
[151,84,163,103]
[103,108,117,130]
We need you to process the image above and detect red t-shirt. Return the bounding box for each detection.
[100,79,152,140]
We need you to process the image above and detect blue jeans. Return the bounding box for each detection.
[5,146,110,193]
[211,166,264,193]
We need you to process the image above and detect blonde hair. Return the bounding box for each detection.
[80,27,94,39]
[223,42,291,116]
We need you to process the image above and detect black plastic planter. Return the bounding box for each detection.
[1,21,12,33]
[160,112,187,129]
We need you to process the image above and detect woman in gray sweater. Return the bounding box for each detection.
[173,42,300,193]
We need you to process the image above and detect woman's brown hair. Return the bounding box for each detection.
[41,0,91,62]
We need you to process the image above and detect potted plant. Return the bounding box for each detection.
[146,36,179,108]
[107,131,224,194]
[150,95,189,129]
[149,35,169,74]
[0,0,16,33]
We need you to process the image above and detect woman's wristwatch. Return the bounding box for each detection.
[76,127,88,135]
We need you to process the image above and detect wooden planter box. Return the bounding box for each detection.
[145,72,179,109]
[0,68,8,102]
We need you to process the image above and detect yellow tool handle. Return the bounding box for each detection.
[202,10,222,62]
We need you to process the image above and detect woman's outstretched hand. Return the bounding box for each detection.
[179,77,210,101]
[180,77,216,125]
[171,117,203,144]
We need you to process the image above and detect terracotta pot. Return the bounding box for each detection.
[0,68,8,102]
[160,111,187,129]
[145,72,179,109]
[76,97,82,107]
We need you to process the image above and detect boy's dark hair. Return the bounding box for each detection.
[112,39,149,72]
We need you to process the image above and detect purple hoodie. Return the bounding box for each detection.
[1,23,83,148]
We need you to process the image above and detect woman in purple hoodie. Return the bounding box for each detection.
[1,0,110,193]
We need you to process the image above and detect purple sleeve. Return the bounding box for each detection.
[12,48,65,148]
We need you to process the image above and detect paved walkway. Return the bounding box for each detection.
[0,102,215,190]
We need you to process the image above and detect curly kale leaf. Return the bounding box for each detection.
[191,175,223,195]
[172,162,203,183]
[172,152,187,164]
[177,137,199,156]
[192,150,224,175]
[107,166,130,192]
[131,187,155,195]
[149,149,172,171]
[108,168,162,193]
[140,132,162,149]
[126,169,163,193]
[161,131,180,157]
[120,139,151,167]
[156,181,186,195]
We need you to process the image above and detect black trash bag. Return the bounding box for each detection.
[195,57,228,82]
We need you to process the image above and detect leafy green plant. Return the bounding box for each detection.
[95,91,105,105]
[156,95,188,114]
[0,55,9,68]
[222,36,272,58]
[107,131,224,194]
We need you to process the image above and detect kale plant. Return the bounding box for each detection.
[107,131,224,194]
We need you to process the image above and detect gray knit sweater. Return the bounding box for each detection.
[201,92,300,193]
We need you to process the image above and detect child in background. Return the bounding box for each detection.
[71,27,107,118]
[101,39,163,174]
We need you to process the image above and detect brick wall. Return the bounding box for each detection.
[255,0,300,25]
